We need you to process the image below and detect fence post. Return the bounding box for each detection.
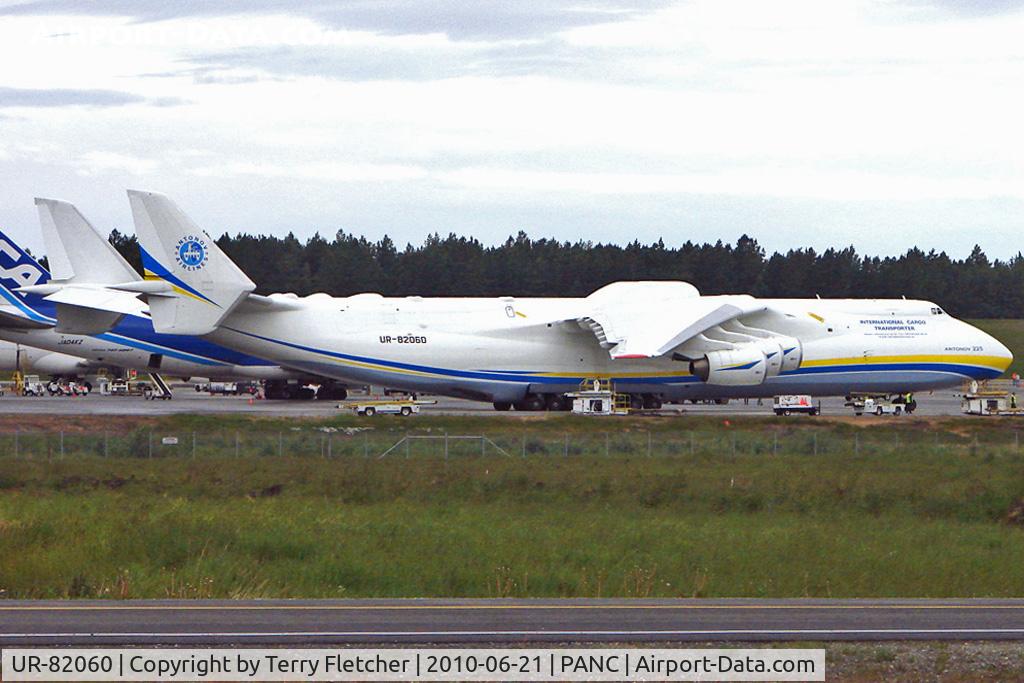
[689,431,694,455]
[813,432,818,456]
[855,432,859,456]
[605,432,610,457]
[59,430,64,459]
[328,434,333,458]
[564,433,568,458]
[522,433,526,458]
[481,436,485,457]
[405,437,410,458]
[773,431,778,456]
[444,433,449,460]
[148,431,152,458]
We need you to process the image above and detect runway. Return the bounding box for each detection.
[3,599,1024,645]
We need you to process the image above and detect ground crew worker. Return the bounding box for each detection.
[1012,393,1018,410]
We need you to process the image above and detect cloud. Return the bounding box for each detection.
[183,39,593,83]
[913,0,1024,17]
[0,1,1021,259]
[0,0,670,40]
[0,86,188,108]
[0,86,144,107]
[77,150,158,175]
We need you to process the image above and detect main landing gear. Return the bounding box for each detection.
[264,380,348,401]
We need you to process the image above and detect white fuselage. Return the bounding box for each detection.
[0,295,302,381]
[0,339,88,375]
[209,293,1011,402]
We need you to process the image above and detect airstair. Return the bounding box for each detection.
[145,373,173,400]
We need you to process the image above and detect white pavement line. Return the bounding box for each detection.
[4,628,1024,638]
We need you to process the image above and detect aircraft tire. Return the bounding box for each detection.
[545,394,567,411]
[493,401,512,411]
[317,384,348,401]
[514,394,545,411]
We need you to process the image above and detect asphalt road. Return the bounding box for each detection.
[0,389,970,417]
[2,599,1024,645]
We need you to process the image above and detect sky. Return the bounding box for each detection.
[0,0,1022,259]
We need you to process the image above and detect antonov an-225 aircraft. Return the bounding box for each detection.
[47,190,1013,411]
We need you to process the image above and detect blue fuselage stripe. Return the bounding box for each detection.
[226,328,1002,385]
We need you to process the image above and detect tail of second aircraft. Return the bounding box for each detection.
[36,198,140,284]
[128,190,255,335]
[0,228,54,326]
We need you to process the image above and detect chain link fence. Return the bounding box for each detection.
[0,427,1020,460]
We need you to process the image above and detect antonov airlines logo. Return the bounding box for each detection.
[175,235,208,271]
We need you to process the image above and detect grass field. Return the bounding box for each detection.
[4,415,1024,599]
[968,318,1024,376]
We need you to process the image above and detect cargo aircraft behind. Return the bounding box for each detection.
[0,201,346,399]
[44,190,1014,411]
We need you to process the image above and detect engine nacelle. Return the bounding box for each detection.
[752,338,784,378]
[690,347,768,386]
[31,351,87,376]
[776,337,803,373]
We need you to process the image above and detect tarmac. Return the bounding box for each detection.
[3,599,1024,645]
[0,388,973,417]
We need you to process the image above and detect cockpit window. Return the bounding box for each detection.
[930,307,944,315]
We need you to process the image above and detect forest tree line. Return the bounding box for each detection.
[105,230,1024,319]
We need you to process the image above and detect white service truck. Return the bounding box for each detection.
[773,395,819,415]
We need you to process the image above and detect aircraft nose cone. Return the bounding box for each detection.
[981,328,1013,374]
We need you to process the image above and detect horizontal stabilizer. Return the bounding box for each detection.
[54,303,123,335]
[43,285,142,317]
[0,308,52,329]
[109,280,175,295]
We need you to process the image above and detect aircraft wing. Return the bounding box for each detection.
[577,282,767,359]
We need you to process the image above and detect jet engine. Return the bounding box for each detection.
[32,351,87,375]
[689,346,768,386]
[746,336,803,377]
[776,337,803,373]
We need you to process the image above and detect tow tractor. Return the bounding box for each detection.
[343,397,436,416]
[846,393,917,416]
